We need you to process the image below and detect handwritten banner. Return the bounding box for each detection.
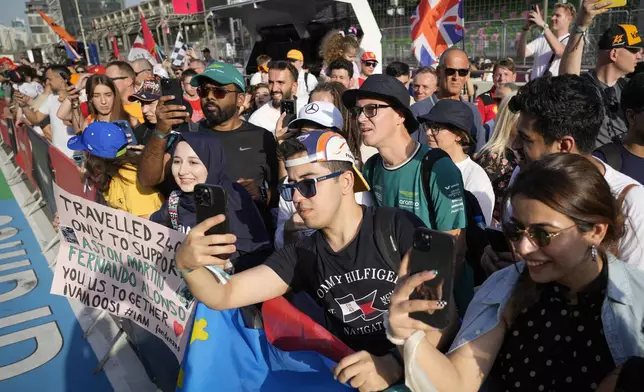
[51,184,194,362]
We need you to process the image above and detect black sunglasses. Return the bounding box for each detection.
[502,219,577,248]
[363,61,378,67]
[278,171,342,201]
[349,104,391,118]
[197,85,239,99]
[444,68,469,77]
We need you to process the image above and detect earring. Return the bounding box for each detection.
[591,245,598,262]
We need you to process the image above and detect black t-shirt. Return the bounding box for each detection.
[263,206,425,356]
[203,121,279,206]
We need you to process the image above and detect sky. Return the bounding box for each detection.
[0,0,141,28]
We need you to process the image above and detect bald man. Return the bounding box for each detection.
[409,48,486,152]
[131,58,154,85]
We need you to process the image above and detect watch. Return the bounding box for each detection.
[541,23,550,31]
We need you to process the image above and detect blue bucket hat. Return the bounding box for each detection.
[67,121,129,159]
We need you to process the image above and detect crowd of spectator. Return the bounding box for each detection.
[2,0,644,390]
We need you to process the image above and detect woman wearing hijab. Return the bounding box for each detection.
[151,132,272,272]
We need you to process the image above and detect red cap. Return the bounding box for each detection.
[361,52,378,62]
[0,57,15,69]
[87,65,106,75]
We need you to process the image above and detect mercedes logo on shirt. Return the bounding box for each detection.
[305,103,319,114]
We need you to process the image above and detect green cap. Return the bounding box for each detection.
[191,61,246,92]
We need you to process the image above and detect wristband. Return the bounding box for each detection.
[384,315,407,345]
[179,267,193,276]
[153,129,172,140]
[573,23,588,35]
[541,24,550,31]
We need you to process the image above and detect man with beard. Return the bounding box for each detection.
[137,61,279,229]
[248,61,301,133]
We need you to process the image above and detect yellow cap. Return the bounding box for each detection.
[286,49,304,62]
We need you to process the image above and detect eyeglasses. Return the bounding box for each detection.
[278,171,342,201]
[196,85,239,99]
[135,68,153,76]
[363,61,378,67]
[428,125,443,136]
[502,220,577,248]
[444,68,469,77]
[349,104,391,118]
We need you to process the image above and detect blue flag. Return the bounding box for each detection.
[177,303,354,392]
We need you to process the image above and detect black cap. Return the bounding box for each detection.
[417,99,474,140]
[598,24,643,50]
[342,74,419,132]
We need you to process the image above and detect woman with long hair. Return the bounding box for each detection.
[319,30,360,89]
[386,153,644,392]
[67,121,162,218]
[475,94,521,225]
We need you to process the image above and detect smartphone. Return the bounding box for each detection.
[605,0,627,8]
[280,99,296,116]
[161,78,184,107]
[486,227,510,253]
[408,228,456,330]
[194,184,229,237]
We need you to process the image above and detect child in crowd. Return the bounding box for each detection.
[67,121,162,218]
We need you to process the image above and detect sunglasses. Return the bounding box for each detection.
[502,220,577,248]
[349,104,391,118]
[196,85,239,99]
[363,61,378,67]
[278,171,342,201]
[444,68,469,77]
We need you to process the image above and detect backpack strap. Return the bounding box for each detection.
[595,142,623,172]
[168,191,181,231]
[304,71,310,92]
[618,184,638,207]
[420,148,450,228]
[373,208,401,273]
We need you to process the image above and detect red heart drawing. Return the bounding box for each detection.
[173,321,184,336]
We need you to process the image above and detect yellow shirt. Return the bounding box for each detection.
[104,165,163,217]
[124,102,145,124]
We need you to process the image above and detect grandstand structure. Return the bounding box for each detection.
[88,0,643,68]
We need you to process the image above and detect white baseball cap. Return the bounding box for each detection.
[288,101,344,131]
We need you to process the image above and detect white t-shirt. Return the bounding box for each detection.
[39,94,75,158]
[507,160,644,268]
[248,101,281,134]
[248,99,307,134]
[274,177,374,249]
[527,33,570,80]
[249,72,265,86]
[455,156,495,226]
[296,70,318,104]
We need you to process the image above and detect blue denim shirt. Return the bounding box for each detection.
[449,255,644,367]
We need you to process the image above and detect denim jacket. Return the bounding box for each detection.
[449,254,644,366]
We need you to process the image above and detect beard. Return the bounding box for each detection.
[203,100,237,126]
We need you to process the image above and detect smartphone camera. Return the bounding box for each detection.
[194,186,211,207]
[413,231,432,252]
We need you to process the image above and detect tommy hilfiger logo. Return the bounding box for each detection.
[334,290,387,323]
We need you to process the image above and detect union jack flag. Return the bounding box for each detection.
[410,0,464,66]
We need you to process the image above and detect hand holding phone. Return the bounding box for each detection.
[195,184,229,236]
[407,228,456,329]
[280,99,296,116]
